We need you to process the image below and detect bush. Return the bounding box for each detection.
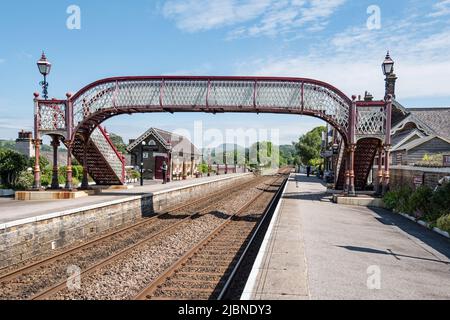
[15,171,34,190]
[384,182,450,224]
[0,149,29,188]
[127,169,140,180]
[383,191,398,210]
[437,214,450,233]
[408,186,433,219]
[198,163,209,174]
[427,182,450,221]
[382,186,414,214]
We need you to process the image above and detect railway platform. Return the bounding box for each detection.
[242,173,450,300]
[0,173,249,226]
[0,173,254,269]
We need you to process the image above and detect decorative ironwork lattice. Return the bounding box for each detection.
[35,76,388,187]
[356,106,386,137]
[90,127,124,180]
[38,101,67,132]
[69,77,358,136]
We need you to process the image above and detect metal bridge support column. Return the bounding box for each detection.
[344,149,350,194]
[81,138,89,189]
[50,135,61,189]
[382,95,393,195]
[382,147,391,195]
[32,95,42,190]
[375,146,384,196]
[346,95,357,197]
[65,143,74,190]
[348,145,356,197]
[32,139,42,190]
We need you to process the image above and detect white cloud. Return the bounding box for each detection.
[162,0,346,37]
[429,0,450,17]
[163,0,271,32]
[236,55,450,101]
[234,11,450,102]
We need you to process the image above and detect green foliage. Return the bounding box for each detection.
[198,163,209,174]
[279,144,296,166]
[428,182,450,221]
[408,186,433,219]
[0,140,16,151]
[437,214,450,233]
[295,126,326,166]
[384,183,450,223]
[417,153,444,167]
[131,170,140,179]
[72,165,84,181]
[0,149,29,188]
[382,186,414,214]
[109,133,127,154]
[14,171,34,191]
[28,156,50,171]
[382,191,398,210]
[249,141,278,167]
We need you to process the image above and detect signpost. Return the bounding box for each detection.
[413,175,423,188]
[444,155,450,167]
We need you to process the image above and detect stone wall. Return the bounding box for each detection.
[390,165,450,190]
[0,173,252,269]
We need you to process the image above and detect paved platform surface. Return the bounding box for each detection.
[0,173,247,225]
[243,174,450,300]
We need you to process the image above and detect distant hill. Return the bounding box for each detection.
[0,140,16,151]
[201,144,246,155]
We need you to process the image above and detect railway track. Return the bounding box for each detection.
[135,172,289,300]
[0,168,291,300]
[0,175,264,300]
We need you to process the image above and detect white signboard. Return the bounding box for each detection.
[153,153,168,158]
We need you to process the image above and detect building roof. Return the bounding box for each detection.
[395,135,450,152]
[127,128,202,156]
[407,108,450,140]
[391,128,424,149]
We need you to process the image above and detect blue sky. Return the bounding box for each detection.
[0,0,449,146]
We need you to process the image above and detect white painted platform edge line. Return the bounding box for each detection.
[152,173,251,196]
[0,174,251,230]
[240,173,290,300]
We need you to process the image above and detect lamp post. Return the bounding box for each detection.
[37,52,51,100]
[140,141,146,186]
[382,51,397,100]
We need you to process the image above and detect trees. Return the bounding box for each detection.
[0,149,29,188]
[279,145,296,166]
[248,141,278,168]
[109,133,127,154]
[295,126,326,166]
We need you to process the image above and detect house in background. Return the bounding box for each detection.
[388,105,450,166]
[127,128,202,181]
[15,130,35,158]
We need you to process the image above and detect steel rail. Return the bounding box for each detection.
[0,175,257,283]
[217,170,291,300]
[30,176,266,300]
[134,171,289,300]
